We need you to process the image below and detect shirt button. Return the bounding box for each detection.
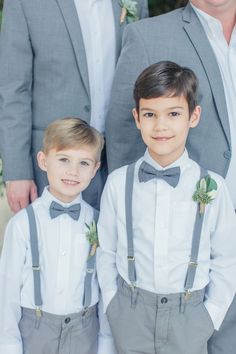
[64,317,71,324]
[223,151,231,159]
[161,297,168,304]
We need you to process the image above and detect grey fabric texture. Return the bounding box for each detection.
[107,277,214,354]
[49,201,81,221]
[20,306,98,354]
[138,162,180,188]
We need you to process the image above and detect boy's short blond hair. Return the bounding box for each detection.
[43,117,104,161]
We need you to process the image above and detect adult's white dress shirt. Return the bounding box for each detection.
[191,4,236,208]
[97,150,236,330]
[0,188,116,354]
[74,0,116,134]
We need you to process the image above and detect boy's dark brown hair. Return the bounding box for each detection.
[133,61,199,115]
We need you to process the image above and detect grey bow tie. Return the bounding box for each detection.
[49,201,81,220]
[138,161,180,188]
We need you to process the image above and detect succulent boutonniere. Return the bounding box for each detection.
[192,175,217,215]
[85,221,99,257]
[119,0,139,24]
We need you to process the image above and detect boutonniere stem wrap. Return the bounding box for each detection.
[192,175,217,215]
[120,0,139,24]
[85,221,99,257]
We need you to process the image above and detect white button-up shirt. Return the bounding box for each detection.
[97,150,236,330]
[74,0,116,134]
[191,4,236,208]
[0,188,116,354]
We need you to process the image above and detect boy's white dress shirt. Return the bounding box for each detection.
[0,188,115,354]
[97,150,236,330]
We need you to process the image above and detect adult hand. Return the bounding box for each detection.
[6,180,38,213]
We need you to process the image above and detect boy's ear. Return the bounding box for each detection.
[132,108,141,130]
[37,151,47,172]
[91,161,101,179]
[190,105,201,128]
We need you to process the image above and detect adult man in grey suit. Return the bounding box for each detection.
[0,0,148,212]
[106,1,236,353]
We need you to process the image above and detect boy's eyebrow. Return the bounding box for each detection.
[140,106,184,111]
[56,153,96,162]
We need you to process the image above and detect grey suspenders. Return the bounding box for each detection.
[125,162,208,295]
[26,204,97,316]
[26,205,43,317]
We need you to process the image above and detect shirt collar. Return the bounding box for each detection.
[190,3,225,38]
[143,148,190,172]
[40,187,82,209]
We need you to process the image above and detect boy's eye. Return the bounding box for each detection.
[143,112,154,118]
[80,160,90,166]
[169,111,180,118]
[59,158,69,163]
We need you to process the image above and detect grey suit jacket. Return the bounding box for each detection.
[0,0,148,185]
[106,3,231,177]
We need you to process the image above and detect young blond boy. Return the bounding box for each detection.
[0,118,115,354]
[97,61,236,354]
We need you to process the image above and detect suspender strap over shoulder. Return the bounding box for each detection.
[184,166,208,295]
[26,205,43,316]
[125,163,136,285]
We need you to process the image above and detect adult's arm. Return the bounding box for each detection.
[0,0,36,210]
[105,23,150,172]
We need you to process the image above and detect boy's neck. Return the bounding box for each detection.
[147,149,185,168]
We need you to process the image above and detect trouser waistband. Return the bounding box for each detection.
[117,275,205,309]
[21,304,97,324]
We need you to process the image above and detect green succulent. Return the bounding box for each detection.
[192,175,217,215]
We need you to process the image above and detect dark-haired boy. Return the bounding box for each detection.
[97,61,236,354]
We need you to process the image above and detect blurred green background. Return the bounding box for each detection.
[0,0,188,26]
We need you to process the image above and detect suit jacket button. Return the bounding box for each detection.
[84,105,91,112]
[223,151,231,159]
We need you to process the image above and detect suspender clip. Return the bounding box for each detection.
[189,261,198,267]
[127,256,135,261]
[86,268,94,274]
[35,307,42,317]
[32,265,40,271]
[184,290,192,301]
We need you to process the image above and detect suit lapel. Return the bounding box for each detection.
[55,0,90,96]
[182,4,231,146]
[112,0,126,62]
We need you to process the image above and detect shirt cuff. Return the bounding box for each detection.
[0,343,22,354]
[204,299,227,330]
[103,290,117,314]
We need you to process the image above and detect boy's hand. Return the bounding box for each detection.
[6,180,38,213]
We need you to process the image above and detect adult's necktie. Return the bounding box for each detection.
[49,201,81,221]
[138,161,180,188]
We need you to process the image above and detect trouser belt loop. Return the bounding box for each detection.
[130,287,138,309]
[34,311,41,329]
[179,294,186,314]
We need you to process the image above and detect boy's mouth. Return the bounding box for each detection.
[61,179,80,185]
[152,136,173,141]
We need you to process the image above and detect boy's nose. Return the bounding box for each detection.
[66,166,79,176]
[154,117,167,130]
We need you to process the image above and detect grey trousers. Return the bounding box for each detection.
[19,306,99,354]
[107,277,214,354]
[208,294,236,354]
